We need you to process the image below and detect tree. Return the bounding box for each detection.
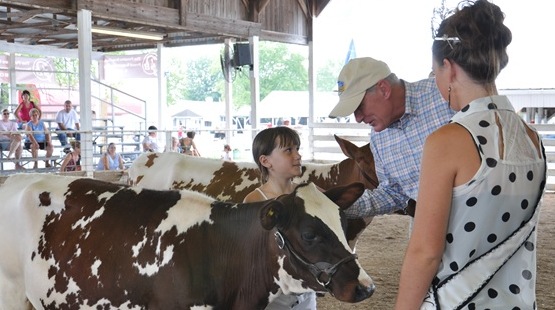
[165,57,188,106]
[214,41,309,108]
[184,57,221,102]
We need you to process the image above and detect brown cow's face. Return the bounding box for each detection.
[261,183,375,302]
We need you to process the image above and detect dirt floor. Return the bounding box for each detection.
[317,192,555,309]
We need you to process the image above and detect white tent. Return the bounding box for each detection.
[258,91,338,119]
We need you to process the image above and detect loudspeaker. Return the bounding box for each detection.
[233,43,252,67]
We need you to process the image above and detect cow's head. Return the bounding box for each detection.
[334,134,378,190]
[259,182,374,303]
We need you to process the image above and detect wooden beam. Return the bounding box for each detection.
[313,0,330,17]
[241,0,249,11]
[246,0,271,22]
[0,0,70,10]
[260,29,307,45]
[178,0,187,26]
[296,0,308,19]
[186,13,261,38]
[0,21,52,30]
[77,0,261,38]
[258,0,271,12]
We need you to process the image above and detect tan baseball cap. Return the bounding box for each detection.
[329,57,391,118]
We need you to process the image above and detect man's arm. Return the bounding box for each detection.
[56,111,67,130]
[72,110,80,130]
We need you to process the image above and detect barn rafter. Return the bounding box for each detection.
[0,0,331,52]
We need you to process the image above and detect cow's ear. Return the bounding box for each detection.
[324,182,365,210]
[260,200,283,230]
[334,134,358,159]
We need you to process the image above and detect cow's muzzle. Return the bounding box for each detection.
[274,230,357,290]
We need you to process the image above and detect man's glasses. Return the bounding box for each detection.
[2,112,9,115]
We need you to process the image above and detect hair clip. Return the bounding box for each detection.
[434,34,460,49]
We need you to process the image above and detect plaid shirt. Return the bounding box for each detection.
[345,77,456,218]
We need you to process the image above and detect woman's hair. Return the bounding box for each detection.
[29,108,39,117]
[252,126,301,183]
[70,140,80,149]
[432,0,512,85]
[22,90,30,97]
[106,142,116,152]
[186,131,196,139]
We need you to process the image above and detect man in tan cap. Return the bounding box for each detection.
[329,57,455,217]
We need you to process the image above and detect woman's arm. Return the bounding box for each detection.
[60,153,72,172]
[118,155,124,170]
[101,154,109,170]
[394,126,458,309]
[25,124,38,146]
[14,104,22,122]
[192,141,200,156]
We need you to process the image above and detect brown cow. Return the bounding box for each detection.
[0,174,375,309]
[128,135,379,245]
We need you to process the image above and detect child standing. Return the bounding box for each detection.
[221,144,233,161]
[243,126,316,310]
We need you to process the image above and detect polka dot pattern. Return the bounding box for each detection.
[430,96,545,309]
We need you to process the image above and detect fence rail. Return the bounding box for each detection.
[307,122,555,190]
[1,122,554,191]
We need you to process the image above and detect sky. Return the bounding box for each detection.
[314,0,555,89]
[166,0,555,90]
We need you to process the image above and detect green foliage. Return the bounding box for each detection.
[53,58,79,89]
[316,59,342,91]
[167,41,341,109]
[184,57,221,102]
[214,41,309,108]
[165,57,188,106]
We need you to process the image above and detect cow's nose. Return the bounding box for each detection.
[354,282,375,302]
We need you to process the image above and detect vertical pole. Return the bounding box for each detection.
[77,9,94,177]
[249,36,260,141]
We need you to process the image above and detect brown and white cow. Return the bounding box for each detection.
[128,135,378,202]
[128,135,378,246]
[0,174,374,309]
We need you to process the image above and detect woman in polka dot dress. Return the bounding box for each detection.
[395,1,546,309]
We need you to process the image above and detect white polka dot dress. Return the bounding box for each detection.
[432,96,546,309]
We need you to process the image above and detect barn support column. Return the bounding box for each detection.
[77,9,94,177]
[224,38,234,142]
[526,108,536,124]
[8,54,16,108]
[249,36,260,141]
[538,107,545,124]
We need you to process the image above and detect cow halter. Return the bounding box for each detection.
[274,230,357,292]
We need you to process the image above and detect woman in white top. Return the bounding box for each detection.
[96,142,124,171]
[220,144,233,161]
[0,109,24,169]
[395,1,546,309]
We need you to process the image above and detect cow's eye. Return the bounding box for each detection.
[301,232,316,241]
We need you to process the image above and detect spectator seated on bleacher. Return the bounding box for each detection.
[60,140,81,172]
[96,142,125,171]
[56,99,80,153]
[14,89,41,129]
[0,108,24,170]
[142,125,160,152]
[24,108,54,169]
